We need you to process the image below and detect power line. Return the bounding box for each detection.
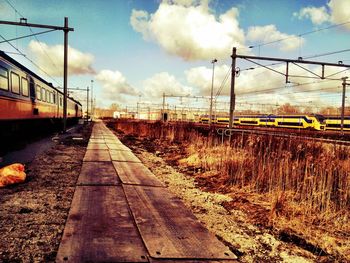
[0,29,57,43]
[4,0,62,86]
[215,65,231,98]
[0,34,62,87]
[248,20,350,49]
[30,31,62,78]
[237,78,339,96]
[238,47,350,76]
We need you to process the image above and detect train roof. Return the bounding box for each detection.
[0,50,81,106]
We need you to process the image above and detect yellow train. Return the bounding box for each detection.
[200,115,327,131]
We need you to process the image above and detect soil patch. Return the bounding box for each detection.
[0,124,91,262]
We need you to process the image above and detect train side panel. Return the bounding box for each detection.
[0,51,82,123]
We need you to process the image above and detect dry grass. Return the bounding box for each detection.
[113,120,350,260]
[180,133,350,259]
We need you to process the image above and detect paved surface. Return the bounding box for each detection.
[56,121,237,263]
[0,124,84,169]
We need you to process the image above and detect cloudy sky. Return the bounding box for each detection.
[1,0,350,112]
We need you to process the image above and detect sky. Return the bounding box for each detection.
[1,0,350,113]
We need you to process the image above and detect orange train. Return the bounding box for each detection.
[0,50,82,126]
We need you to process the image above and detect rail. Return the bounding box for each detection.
[216,127,350,145]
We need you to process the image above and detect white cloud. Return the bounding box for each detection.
[143,72,192,97]
[130,10,151,40]
[294,6,330,25]
[130,0,245,60]
[328,0,350,27]
[95,70,138,101]
[185,64,344,106]
[237,63,345,96]
[186,64,281,96]
[246,25,305,51]
[294,0,350,29]
[28,40,94,76]
[186,64,231,95]
[247,64,344,109]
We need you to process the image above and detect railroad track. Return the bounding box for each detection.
[216,127,350,146]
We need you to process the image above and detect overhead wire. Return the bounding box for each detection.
[237,19,350,78]
[0,29,57,44]
[248,20,350,49]
[0,34,62,87]
[3,0,63,87]
[214,64,231,98]
[177,11,350,108]
[238,78,339,96]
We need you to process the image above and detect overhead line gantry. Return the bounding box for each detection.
[0,18,74,132]
[229,47,350,132]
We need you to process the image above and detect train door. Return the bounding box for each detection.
[29,77,35,102]
[75,104,78,117]
[29,77,39,116]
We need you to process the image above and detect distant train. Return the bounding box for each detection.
[200,114,350,131]
[0,50,82,126]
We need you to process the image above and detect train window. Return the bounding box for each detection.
[53,93,56,104]
[36,85,41,100]
[11,72,20,94]
[0,66,9,90]
[51,92,54,104]
[59,96,63,107]
[21,78,29,96]
[41,87,46,102]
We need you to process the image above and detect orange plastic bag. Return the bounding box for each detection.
[0,163,26,187]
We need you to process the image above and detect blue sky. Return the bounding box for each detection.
[1,0,350,113]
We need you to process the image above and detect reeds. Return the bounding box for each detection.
[190,133,350,215]
[114,119,349,225]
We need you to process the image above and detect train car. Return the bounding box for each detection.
[199,114,325,130]
[216,116,230,126]
[267,115,325,130]
[236,115,262,127]
[0,50,82,127]
[324,116,350,131]
[199,115,212,124]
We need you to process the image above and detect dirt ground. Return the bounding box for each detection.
[119,134,343,263]
[0,122,346,263]
[0,124,91,263]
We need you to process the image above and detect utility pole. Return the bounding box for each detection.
[229,48,350,129]
[341,77,348,134]
[229,47,237,128]
[63,17,69,132]
[0,17,74,132]
[91,79,94,121]
[86,86,89,122]
[68,87,89,121]
[209,59,217,126]
[162,92,165,121]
